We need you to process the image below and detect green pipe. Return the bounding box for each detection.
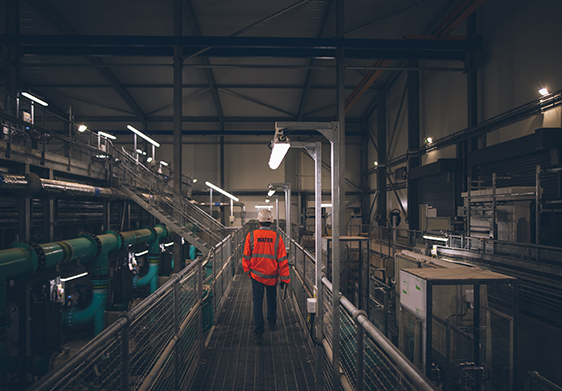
[65,279,109,335]
[135,229,165,293]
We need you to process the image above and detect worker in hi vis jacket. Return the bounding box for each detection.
[243,209,290,344]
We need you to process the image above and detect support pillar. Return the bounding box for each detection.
[377,90,387,228]
[407,59,420,231]
[173,0,182,272]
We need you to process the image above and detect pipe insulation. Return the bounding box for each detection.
[0,173,125,198]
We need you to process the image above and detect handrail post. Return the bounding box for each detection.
[173,278,180,389]
[121,314,132,391]
[354,310,367,391]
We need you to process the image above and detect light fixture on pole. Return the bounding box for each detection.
[271,121,340,387]
[267,182,292,250]
[206,181,239,223]
[539,88,549,96]
[127,124,160,162]
[98,131,116,140]
[78,125,87,132]
[21,92,49,107]
[268,128,291,170]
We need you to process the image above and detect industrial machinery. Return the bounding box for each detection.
[398,267,518,390]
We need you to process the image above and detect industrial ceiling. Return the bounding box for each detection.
[1,0,477,136]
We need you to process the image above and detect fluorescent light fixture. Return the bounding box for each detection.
[192,178,198,183]
[60,272,88,282]
[136,149,143,154]
[321,203,332,207]
[268,142,291,170]
[95,154,109,159]
[539,88,549,96]
[98,131,116,140]
[205,181,239,201]
[147,157,153,163]
[255,205,273,209]
[22,92,48,107]
[267,189,275,197]
[78,125,87,132]
[423,235,448,242]
[160,161,168,166]
[164,242,174,247]
[135,250,149,256]
[127,125,160,147]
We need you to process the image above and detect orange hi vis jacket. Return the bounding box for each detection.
[243,227,290,286]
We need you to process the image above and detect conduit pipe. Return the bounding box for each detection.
[0,173,125,198]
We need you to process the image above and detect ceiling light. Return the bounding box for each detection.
[192,178,198,183]
[321,203,332,208]
[425,137,433,144]
[267,189,275,197]
[265,198,270,203]
[136,149,143,154]
[160,161,168,166]
[269,142,291,170]
[255,205,273,209]
[78,125,87,132]
[422,235,448,242]
[539,88,549,96]
[21,92,48,107]
[147,157,153,163]
[98,131,116,140]
[127,125,160,147]
[205,181,239,202]
[60,272,88,282]
[374,161,378,166]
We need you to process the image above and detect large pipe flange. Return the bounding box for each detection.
[107,230,126,252]
[79,233,103,260]
[13,241,46,276]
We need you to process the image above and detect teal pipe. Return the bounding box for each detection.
[134,228,164,293]
[65,279,109,335]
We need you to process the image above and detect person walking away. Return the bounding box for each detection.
[243,209,290,344]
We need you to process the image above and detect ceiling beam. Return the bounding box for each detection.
[25,0,147,124]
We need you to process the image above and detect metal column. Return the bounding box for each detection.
[377,90,387,227]
[407,59,420,231]
[173,0,183,273]
[314,141,323,391]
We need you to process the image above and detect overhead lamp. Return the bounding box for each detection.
[205,181,239,202]
[539,88,549,96]
[422,235,448,242]
[127,125,160,147]
[60,272,88,282]
[265,198,270,203]
[374,161,378,166]
[136,149,143,154]
[147,157,153,163]
[321,203,332,208]
[425,137,433,144]
[268,128,291,170]
[192,178,198,183]
[98,131,116,140]
[255,205,273,209]
[267,189,275,197]
[78,125,87,132]
[21,92,48,107]
[160,161,168,166]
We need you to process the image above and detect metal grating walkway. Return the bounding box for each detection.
[190,271,316,391]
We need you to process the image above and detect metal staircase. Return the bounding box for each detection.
[112,148,226,254]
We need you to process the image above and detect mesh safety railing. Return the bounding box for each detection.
[29,225,247,391]
[280,230,437,391]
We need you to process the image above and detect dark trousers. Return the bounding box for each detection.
[251,278,277,334]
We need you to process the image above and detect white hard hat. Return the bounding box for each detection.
[257,209,273,223]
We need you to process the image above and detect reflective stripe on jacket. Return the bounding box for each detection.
[243,227,289,286]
